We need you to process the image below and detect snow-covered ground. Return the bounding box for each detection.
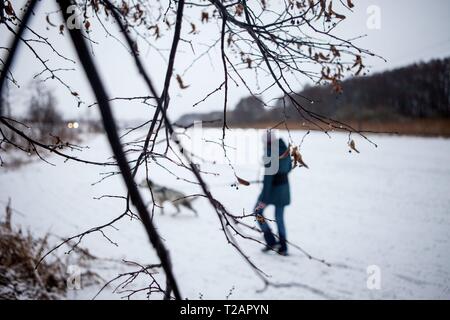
[1,128,449,299]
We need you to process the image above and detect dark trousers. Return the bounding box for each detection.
[255,205,287,252]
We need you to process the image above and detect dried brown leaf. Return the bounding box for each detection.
[176,74,190,89]
[236,176,250,186]
[348,139,360,153]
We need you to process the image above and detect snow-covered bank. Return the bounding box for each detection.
[1,129,449,299]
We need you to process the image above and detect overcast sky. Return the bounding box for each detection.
[2,0,450,121]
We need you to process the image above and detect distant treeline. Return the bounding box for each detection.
[176,57,450,127]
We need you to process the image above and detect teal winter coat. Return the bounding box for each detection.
[257,139,292,207]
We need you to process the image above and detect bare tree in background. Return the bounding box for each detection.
[0,0,381,299]
[27,81,63,133]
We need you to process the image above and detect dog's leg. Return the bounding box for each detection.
[182,201,198,217]
[172,203,181,216]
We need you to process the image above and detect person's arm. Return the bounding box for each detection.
[259,173,273,206]
[278,156,292,174]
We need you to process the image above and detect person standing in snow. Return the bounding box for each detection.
[255,131,292,256]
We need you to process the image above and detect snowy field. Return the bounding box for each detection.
[1,128,449,300]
